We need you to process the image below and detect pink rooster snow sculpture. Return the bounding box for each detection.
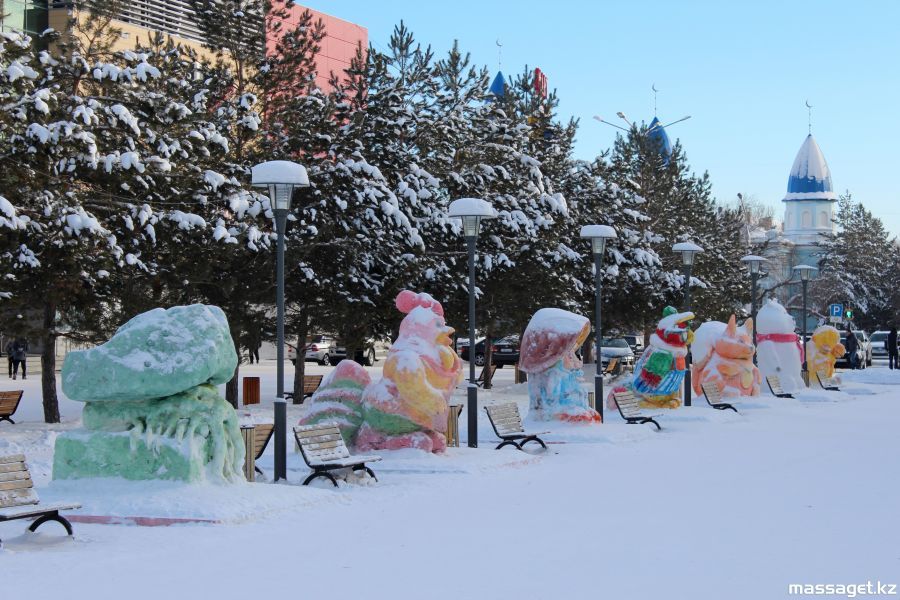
[301,291,463,453]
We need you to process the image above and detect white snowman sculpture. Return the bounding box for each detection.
[756,298,805,391]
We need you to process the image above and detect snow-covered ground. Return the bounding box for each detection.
[1,361,899,599]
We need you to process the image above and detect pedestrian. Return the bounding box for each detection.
[888,326,898,371]
[250,342,260,365]
[4,338,12,379]
[11,337,27,380]
[845,328,859,370]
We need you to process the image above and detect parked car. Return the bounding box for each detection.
[600,337,635,370]
[621,334,645,355]
[289,334,335,366]
[331,340,378,366]
[854,330,872,367]
[869,330,898,360]
[836,332,867,369]
[459,336,519,367]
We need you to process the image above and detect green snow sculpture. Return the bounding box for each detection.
[53,305,245,483]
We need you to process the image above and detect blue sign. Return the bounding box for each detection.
[829,303,843,317]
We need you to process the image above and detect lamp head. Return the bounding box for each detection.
[672,241,704,267]
[579,224,617,255]
[741,254,767,275]
[251,160,309,211]
[448,198,497,238]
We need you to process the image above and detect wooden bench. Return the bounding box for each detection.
[612,389,661,430]
[284,375,325,402]
[475,364,497,388]
[251,423,275,477]
[484,403,548,451]
[816,370,840,392]
[0,455,81,548]
[293,424,381,487]
[765,375,794,399]
[700,382,739,413]
[0,391,23,424]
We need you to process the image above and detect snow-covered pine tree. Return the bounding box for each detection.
[814,192,896,330]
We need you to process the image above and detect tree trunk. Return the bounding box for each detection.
[41,300,60,423]
[225,333,240,408]
[292,316,309,404]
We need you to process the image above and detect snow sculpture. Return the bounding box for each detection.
[610,306,694,409]
[517,308,599,422]
[756,299,804,391]
[301,291,463,453]
[807,325,846,382]
[53,305,244,483]
[691,315,761,397]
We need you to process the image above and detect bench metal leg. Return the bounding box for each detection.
[0,416,13,424]
[520,436,547,450]
[642,418,661,431]
[303,470,339,487]
[28,511,74,537]
[495,439,521,451]
[352,464,378,482]
[715,404,738,413]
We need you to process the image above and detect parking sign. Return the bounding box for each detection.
[829,303,843,318]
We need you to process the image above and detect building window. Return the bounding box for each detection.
[0,0,49,36]
[802,210,812,228]
[819,210,829,227]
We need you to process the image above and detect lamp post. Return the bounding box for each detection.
[741,254,767,363]
[449,198,496,448]
[580,225,617,421]
[793,264,817,386]
[672,241,703,407]
[252,160,309,482]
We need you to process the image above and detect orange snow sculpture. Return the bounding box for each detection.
[692,315,761,397]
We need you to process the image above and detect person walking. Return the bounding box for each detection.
[888,326,898,371]
[11,337,27,380]
[4,338,12,379]
[845,328,859,370]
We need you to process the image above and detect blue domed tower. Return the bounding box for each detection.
[782,134,837,252]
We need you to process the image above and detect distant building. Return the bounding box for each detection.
[0,2,367,90]
[748,133,837,325]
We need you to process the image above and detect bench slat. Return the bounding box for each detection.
[0,502,81,520]
[0,487,39,508]
[0,454,26,465]
[0,462,26,474]
[0,478,33,491]
[0,470,31,483]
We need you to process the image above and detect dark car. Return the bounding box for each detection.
[459,335,520,367]
[836,333,867,369]
[331,340,378,366]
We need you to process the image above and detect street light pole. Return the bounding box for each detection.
[274,207,287,481]
[466,234,478,447]
[448,198,496,449]
[673,241,703,408]
[793,264,817,387]
[741,255,766,365]
[580,225,616,420]
[252,160,309,482]
[683,260,694,407]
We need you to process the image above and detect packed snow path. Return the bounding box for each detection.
[1,366,898,599]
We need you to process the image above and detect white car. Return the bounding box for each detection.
[600,337,635,369]
[870,330,896,360]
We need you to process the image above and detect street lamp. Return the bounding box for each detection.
[448,198,496,449]
[741,254,767,362]
[792,264,817,386]
[252,160,309,482]
[580,224,617,421]
[672,241,703,407]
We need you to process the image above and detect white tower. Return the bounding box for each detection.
[782,134,837,247]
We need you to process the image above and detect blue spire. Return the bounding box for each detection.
[647,116,672,161]
[784,134,837,201]
[488,71,506,99]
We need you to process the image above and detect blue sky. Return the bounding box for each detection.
[308,0,900,237]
